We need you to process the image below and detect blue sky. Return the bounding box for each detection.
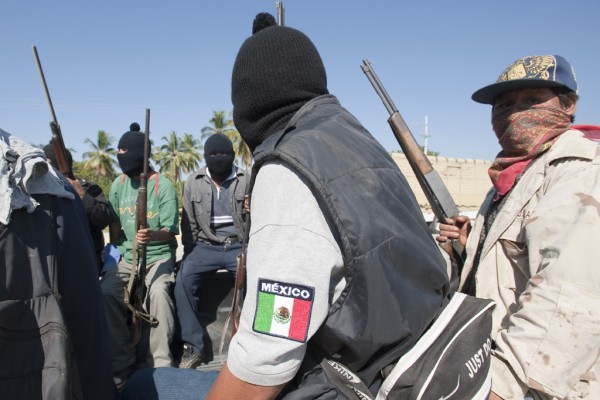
[1,0,598,163]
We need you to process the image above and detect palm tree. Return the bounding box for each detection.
[200,111,231,139]
[227,122,253,171]
[153,131,202,183]
[201,110,252,171]
[82,130,117,181]
[181,133,203,174]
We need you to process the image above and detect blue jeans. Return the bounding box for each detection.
[121,367,218,399]
[174,241,241,355]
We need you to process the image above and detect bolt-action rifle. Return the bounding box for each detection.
[125,109,157,347]
[32,46,73,179]
[231,212,250,337]
[361,59,464,289]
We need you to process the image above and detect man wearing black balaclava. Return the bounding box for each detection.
[116,122,146,178]
[174,133,249,369]
[101,123,180,388]
[206,12,448,400]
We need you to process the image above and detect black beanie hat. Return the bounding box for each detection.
[117,123,150,177]
[231,12,328,152]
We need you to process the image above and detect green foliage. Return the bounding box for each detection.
[75,109,252,207]
[72,160,114,197]
[82,130,118,181]
[200,111,232,139]
[419,146,440,157]
[172,180,183,212]
[152,131,203,183]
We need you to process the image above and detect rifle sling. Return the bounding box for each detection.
[124,236,157,324]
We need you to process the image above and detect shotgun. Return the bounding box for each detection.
[232,211,250,337]
[361,59,464,286]
[32,46,73,179]
[125,109,156,346]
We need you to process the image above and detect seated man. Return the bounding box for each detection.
[101,123,179,388]
[175,133,249,368]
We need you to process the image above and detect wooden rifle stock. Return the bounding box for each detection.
[231,246,247,336]
[361,59,464,287]
[125,109,156,347]
[32,46,73,179]
[232,207,251,336]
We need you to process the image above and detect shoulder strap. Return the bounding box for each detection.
[149,172,159,197]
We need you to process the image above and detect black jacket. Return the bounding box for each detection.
[79,179,112,270]
[0,188,115,399]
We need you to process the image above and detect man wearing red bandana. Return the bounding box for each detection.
[438,55,600,399]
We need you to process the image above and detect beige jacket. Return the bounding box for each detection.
[460,130,600,400]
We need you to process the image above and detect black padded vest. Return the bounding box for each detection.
[251,95,449,398]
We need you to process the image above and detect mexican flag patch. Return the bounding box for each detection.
[253,278,315,342]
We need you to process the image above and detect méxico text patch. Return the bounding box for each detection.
[253,278,315,342]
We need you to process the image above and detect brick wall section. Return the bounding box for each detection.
[390,153,492,213]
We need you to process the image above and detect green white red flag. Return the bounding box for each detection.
[253,279,314,342]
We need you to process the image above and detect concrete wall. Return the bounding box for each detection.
[390,152,492,213]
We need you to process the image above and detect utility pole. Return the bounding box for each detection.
[422,115,431,155]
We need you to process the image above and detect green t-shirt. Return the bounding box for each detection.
[109,173,179,264]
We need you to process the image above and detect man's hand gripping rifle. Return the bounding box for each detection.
[361,60,464,291]
[125,109,157,347]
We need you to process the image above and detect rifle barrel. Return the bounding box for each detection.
[136,109,151,273]
[143,109,150,177]
[361,59,460,222]
[32,46,58,124]
[361,59,464,290]
[361,59,397,116]
[32,45,72,177]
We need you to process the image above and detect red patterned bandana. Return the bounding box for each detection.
[489,105,571,200]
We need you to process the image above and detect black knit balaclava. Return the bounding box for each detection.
[117,123,149,178]
[231,12,329,152]
[204,133,235,181]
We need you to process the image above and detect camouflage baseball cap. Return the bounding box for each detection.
[472,55,578,104]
